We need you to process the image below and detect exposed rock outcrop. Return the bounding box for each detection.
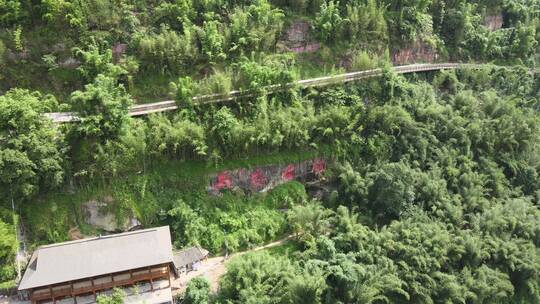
[392,40,438,65]
[82,198,141,232]
[278,21,320,54]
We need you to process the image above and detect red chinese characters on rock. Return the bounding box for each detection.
[213,172,232,190]
[250,169,268,190]
[312,159,326,175]
[281,164,296,181]
[209,158,328,194]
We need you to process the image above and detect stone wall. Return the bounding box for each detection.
[207,158,327,194]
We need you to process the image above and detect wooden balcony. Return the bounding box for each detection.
[30,265,171,303]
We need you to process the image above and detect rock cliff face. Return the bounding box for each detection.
[82,198,141,233]
[278,21,320,53]
[207,158,327,194]
[392,40,438,65]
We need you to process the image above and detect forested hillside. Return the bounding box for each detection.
[212,67,540,303]
[0,0,539,101]
[1,0,540,303]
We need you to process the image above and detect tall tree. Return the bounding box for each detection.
[0,89,64,199]
[0,219,17,285]
[70,74,133,143]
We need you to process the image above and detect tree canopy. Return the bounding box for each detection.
[0,89,64,199]
[1,0,540,299]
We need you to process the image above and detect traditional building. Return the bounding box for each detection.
[18,226,178,304]
[173,247,209,274]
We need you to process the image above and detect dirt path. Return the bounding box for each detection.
[172,235,295,294]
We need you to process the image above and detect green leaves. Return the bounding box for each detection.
[0,89,64,199]
[184,277,211,304]
[219,252,302,303]
[287,202,334,242]
[135,25,199,74]
[165,195,287,254]
[235,55,297,91]
[228,0,284,56]
[73,43,127,82]
[71,74,133,142]
[314,1,344,43]
[365,162,417,219]
[459,265,514,303]
[96,288,125,304]
[0,220,16,284]
[211,65,540,304]
[170,76,195,107]
[198,20,227,64]
[0,0,23,27]
[146,113,207,159]
[344,0,388,49]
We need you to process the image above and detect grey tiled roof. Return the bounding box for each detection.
[19,226,174,290]
[173,247,209,267]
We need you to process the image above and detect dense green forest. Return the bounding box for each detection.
[1,0,539,101]
[1,0,540,303]
[197,67,540,303]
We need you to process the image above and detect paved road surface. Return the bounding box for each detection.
[46,63,485,123]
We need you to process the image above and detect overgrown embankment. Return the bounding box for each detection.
[21,150,326,254]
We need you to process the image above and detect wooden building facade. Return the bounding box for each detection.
[173,247,209,274]
[18,227,178,304]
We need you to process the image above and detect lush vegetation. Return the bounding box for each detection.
[183,277,212,304]
[0,216,16,289]
[1,0,540,302]
[1,0,539,102]
[183,67,540,303]
[2,63,539,301]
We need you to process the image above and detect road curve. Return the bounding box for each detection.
[44,63,488,123]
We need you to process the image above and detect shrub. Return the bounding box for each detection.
[0,220,16,285]
[0,0,24,27]
[170,76,195,107]
[228,0,284,56]
[235,55,297,91]
[197,20,226,64]
[313,1,344,43]
[135,25,198,74]
[184,277,211,304]
[196,70,233,96]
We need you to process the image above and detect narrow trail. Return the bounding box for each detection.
[172,235,295,295]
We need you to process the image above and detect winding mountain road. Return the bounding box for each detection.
[44,63,508,123]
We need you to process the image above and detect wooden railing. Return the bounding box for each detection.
[30,268,169,303]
